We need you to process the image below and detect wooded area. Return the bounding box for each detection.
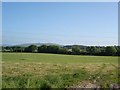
[2,45,120,56]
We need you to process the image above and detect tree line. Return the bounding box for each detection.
[2,45,120,56]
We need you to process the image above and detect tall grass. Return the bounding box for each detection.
[2,53,118,88]
[2,66,118,88]
[2,69,89,88]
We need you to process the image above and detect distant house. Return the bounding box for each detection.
[67,49,72,52]
[34,49,38,53]
[3,49,11,52]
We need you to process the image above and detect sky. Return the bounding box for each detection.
[2,2,118,46]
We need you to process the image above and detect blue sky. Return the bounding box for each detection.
[2,2,118,46]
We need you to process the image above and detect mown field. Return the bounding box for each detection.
[2,53,118,88]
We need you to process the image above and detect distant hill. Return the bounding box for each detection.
[2,44,13,47]
[64,45,87,49]
[13,43,62,47]
[2,43,87,48]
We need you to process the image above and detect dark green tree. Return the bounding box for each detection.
[105,46,117,56]
[38,45,47,53]
[72,46,80,55]
[47,45,60,53]
[25,45,38,52]
[86,46,101,55]
[117,46,120,56]
[58,47,67,54]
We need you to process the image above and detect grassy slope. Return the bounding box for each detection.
[2,52,118,63]
[2,53,118,88]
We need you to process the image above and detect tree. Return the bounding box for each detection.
[105,46,117,56]
[25,45,38,52]
[115,46,120,56]
[86,46,101,55]
[117,46,120,56]
[4,46,13,52]
[47,45,60,53]
[58,47,67,54]
[86,46,94,55]
[38,45,47,53]
[12,46,24,52]
[94,47,101,55]
[72,46,80,55]
[38,45,60,54]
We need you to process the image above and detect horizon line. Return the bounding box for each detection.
[2,42,118,47]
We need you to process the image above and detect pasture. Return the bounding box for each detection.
[2,53,118,88]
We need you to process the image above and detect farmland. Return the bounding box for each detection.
[2,53,118,88]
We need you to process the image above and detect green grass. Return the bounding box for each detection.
[2,52,118,63]
[2,52,118,88]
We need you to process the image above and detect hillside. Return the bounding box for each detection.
[3,43,61,47]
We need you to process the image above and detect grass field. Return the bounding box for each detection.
[2,53,118,88]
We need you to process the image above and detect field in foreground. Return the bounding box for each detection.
[2,53,118,88]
